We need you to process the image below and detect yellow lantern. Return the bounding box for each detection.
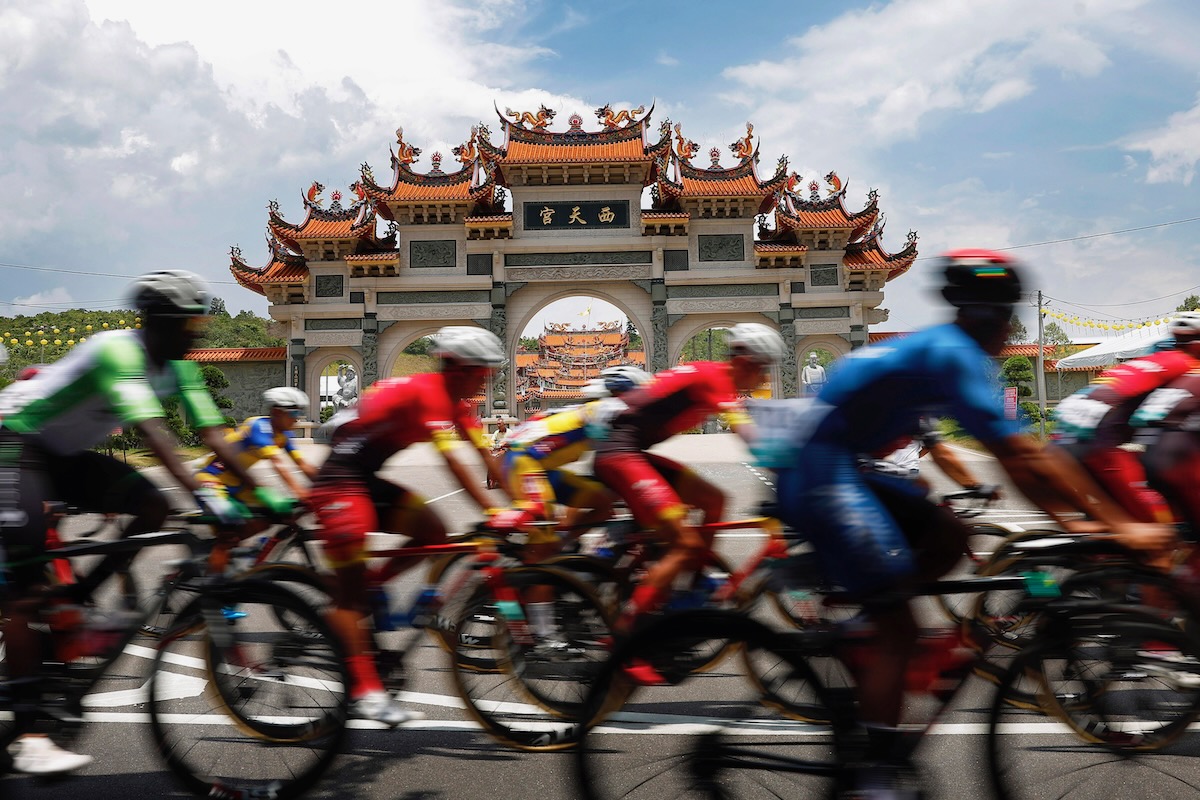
[85,325,92,332]
[36,330,43,336]
[67,339,74,346]
[68,328,75,333]
[8,339,16,346]
[118,319,125,325]
[134,323,141,329]
[24,340,32,346]
[102,323,109,329]
[39,339,47,346]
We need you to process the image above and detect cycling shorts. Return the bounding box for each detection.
[1058,441,1173,524]
[592,451,689,529]
[309,471,426,568]
[501,449,608,517]
[773,441,944,596]
[0,432,163,592]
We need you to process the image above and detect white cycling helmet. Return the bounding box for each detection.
[600,365,650,396]
[432,326,506,367]
[727,323,786,366]
[1169,311,1200,343]
[128,269,210,316]
[582,379,610,400]
[263,386,309,409]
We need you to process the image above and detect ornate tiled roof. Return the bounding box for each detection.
[229,237,309,296]
[843,224,919,281]
[266,186,377,249]
[186,347,287,363]
[476,105,670,176]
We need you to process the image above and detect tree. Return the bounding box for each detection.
[403,336,434,356]
[680,328,729,362]
[197,309,284,348]
[1000,356,1034,398]
[209,296,228,316]
[1006,315,1029,345]
[625,319,643,351]
[1177,295,1200,312]
[1041,321,1072,359]
[517,336,539,352]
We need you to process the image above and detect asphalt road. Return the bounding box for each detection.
[7,436,1196,799]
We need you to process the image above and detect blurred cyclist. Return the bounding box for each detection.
[0,270,288,774]
[308,326,508,726]
[594,324,785,639]
[769,250,1174,798]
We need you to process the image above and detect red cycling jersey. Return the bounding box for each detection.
[312,373,485,565]
[321,372,485,475]
[1054,349,1198,448]
[599,361,742,453]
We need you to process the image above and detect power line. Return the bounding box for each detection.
[0,260,240,286]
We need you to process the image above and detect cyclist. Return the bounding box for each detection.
[196,386,317,507]
[871,415,1000,499]
[1051,312,1200,523]
[0,270,290,775]
[768,249,1175,797]
[593,324,785,639]
[498,365,650,542]
[308,325,508,726]
[1129,312,1200,530]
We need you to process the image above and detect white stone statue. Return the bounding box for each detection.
[801,352,827,396]
[334,364,359,409]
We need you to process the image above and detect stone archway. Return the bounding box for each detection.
[305,347,362,421]
[668,314,783,397]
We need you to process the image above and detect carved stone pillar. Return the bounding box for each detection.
[361,313,379,389]
[651,304,669,372]
[489,292,508,413]
[779,317,799,398]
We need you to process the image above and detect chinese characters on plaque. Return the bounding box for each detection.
[523,200,630,230]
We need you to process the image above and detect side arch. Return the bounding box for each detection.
[305,347,362,421]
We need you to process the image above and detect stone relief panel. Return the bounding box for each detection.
[697,234,745,262]
[792,319,851,335]
[298,330,364,348]
[213,361,288,422]
[410,240,457,268]
[504,251,651,267]
[304,318,362,330]
[314,275,345,298]
[780,324,798,399]
[667,284,778,298]
[506,265,652,282]
[666,298,778,314]
[378,290,490,305]
[376,303,492,321]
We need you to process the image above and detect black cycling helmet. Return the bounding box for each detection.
[128,270,211,317]
[939,249,1023,308]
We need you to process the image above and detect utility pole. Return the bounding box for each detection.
[1035,290,1048,438]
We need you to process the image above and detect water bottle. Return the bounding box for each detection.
[370,586,394,632]
[405,586,441,628]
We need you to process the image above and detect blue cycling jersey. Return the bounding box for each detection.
[806,322,1016,452]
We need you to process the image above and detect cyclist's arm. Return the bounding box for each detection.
[270,452,308,499]
[927,441,995,495]
[442,446,497,510]
[991,434,1173,550]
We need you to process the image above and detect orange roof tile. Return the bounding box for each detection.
[344,253,398,263]
[186,347,287,363]
[502,138,649,164]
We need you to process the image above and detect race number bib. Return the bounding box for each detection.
[745,399,830,468]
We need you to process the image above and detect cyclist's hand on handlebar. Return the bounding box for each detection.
[976,483,1002,502]
[194,486,250,527]
[1108,521,1178,553]
[254,485,300,518]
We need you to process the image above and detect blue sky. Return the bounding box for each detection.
[3,0,1200,339]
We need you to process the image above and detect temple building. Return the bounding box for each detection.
[231,103,917,420]
[515,320,646,412]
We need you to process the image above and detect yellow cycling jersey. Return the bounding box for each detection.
[197,416,304,486]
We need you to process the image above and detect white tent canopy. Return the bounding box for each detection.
[1053,322,1172,369]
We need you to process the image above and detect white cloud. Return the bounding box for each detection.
[11,287,75,309]
[1124,93,1200,185]
[657,52,679,67]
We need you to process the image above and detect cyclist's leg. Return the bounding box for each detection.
[0,435,92,772]
[367,476,446,585]
[866,471,970,583]
[58,449,169,598]
[774,446,920,728]
[1077,443,1175,523]
[646,452,725,528]
[594,450,702,633]
[1146,431,1200,533]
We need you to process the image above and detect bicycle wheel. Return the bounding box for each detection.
[242,562,332,633]
[988,613,1200,800]
[576,610,848,800]
[149,580,348,799]
[450,565,614,751]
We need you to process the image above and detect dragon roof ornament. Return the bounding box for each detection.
[730,123,754,161]
[595,104,646,130]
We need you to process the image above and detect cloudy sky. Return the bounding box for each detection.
[3,0,1200,338]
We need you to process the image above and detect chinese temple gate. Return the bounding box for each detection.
[516,320,646,412]
[231,103,917,420]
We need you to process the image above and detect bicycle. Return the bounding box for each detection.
[571,575,1200,799]
[0,524,349,799]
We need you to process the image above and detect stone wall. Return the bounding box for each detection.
[205,360,287,422]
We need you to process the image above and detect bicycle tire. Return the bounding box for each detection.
[575,609,849,800]
[449,565,614,751]
[934,522,1019,624]
[148,579,348,799]
[987,612,1200,800]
